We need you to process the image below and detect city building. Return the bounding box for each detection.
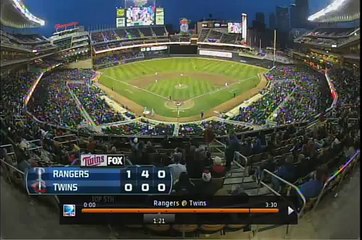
[276,6,290,32]
[269,13,276,29]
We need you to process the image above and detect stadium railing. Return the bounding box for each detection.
[210,139,227,159]
[258,169,307,237]
[260,169,307,217]
[53,134,79,146]
[233,151,248,183]
[313,149,360,211]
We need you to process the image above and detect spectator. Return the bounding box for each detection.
[225,134,240,170]
[201,169,212,183]
[187,146,205,178]
[87,137,97,153]
[204,125,215,145]
[203,151,213,168]
[130,137,143,164]
[173,172,196,195]
[19,138,31,151]
[272,155,297,192]
[171,147,183,163]
[211,156,226,178]
[255,153,276,182]
[299,166,328,200]
[144,141,155,154]
[168,156,187,183]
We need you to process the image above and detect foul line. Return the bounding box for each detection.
[101,74,169,100]
[101,73,260,103]
[189,75,260,101]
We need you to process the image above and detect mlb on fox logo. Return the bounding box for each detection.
[63,204,76,217]
[106,154,125,167]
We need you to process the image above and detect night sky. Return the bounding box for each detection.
[25,0,330,36]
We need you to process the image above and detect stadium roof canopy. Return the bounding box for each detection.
[0,0,45,28]
[308,0,360,23]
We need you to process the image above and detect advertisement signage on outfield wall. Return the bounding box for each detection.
[199,50,232,58]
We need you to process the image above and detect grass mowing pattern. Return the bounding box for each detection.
[99,58,266,118]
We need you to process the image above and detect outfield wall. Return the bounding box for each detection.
[93,44,278,71]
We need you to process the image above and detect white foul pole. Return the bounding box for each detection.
[273,29,277,67]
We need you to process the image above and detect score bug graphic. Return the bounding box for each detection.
[121,167,172,194]
[26,166,172,195]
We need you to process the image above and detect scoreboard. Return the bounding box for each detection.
[26,166,172,195]
[116,8,126,28]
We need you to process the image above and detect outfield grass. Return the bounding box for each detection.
[99,58,267,118]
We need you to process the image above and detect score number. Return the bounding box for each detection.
[123,168,169,193]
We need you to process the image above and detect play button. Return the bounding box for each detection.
[288,206,294,215]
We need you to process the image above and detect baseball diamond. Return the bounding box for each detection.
[98,57,267,121]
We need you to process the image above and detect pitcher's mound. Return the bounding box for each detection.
[165,100,195,110]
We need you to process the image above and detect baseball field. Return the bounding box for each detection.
[97,57,268,121]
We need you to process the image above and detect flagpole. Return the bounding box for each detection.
[273,29,277,67]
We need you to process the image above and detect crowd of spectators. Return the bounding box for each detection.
[102,121,175,136]
[178,121,252,137]
[68,83,125,124]
[93,52,144,69]
[178,124,204,137]
[274,67,331,125]
[201,121,251,136]
[328,67,360,108]
[233,80,295,125]
[232,66,331,126]
[1,71,40,116]
[28,70,87,128]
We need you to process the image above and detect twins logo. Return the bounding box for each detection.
[80,154,107,167]
[31,167,47,193]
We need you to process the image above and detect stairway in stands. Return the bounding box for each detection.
[222,162,275,196]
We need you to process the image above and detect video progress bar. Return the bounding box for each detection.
[82,208,280,214]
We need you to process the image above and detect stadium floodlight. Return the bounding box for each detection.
[308,0,347,22]
[11,0,45,26]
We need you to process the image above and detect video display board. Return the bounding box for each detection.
[116,18,126,28]
[116,8,126,28]
[117,8,125,17]
[155,8,164,25]
[179,18,189,33]
[126,0,155,26]
[228,22,242,33]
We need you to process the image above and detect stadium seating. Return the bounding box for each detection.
[102,30,119,41]
[197,29,241,44]
[125,28,142,39]
[232,65,331,126]
[206,30,223,43]
[68,83,125,124]
[1,41,360,238]
[138,27,153,37]
[151,26,168,36]
[198,29,210,42]
[220,33,237,44]
[90,26,170,53]
[114,29,128,39]
[294,27,360,47]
